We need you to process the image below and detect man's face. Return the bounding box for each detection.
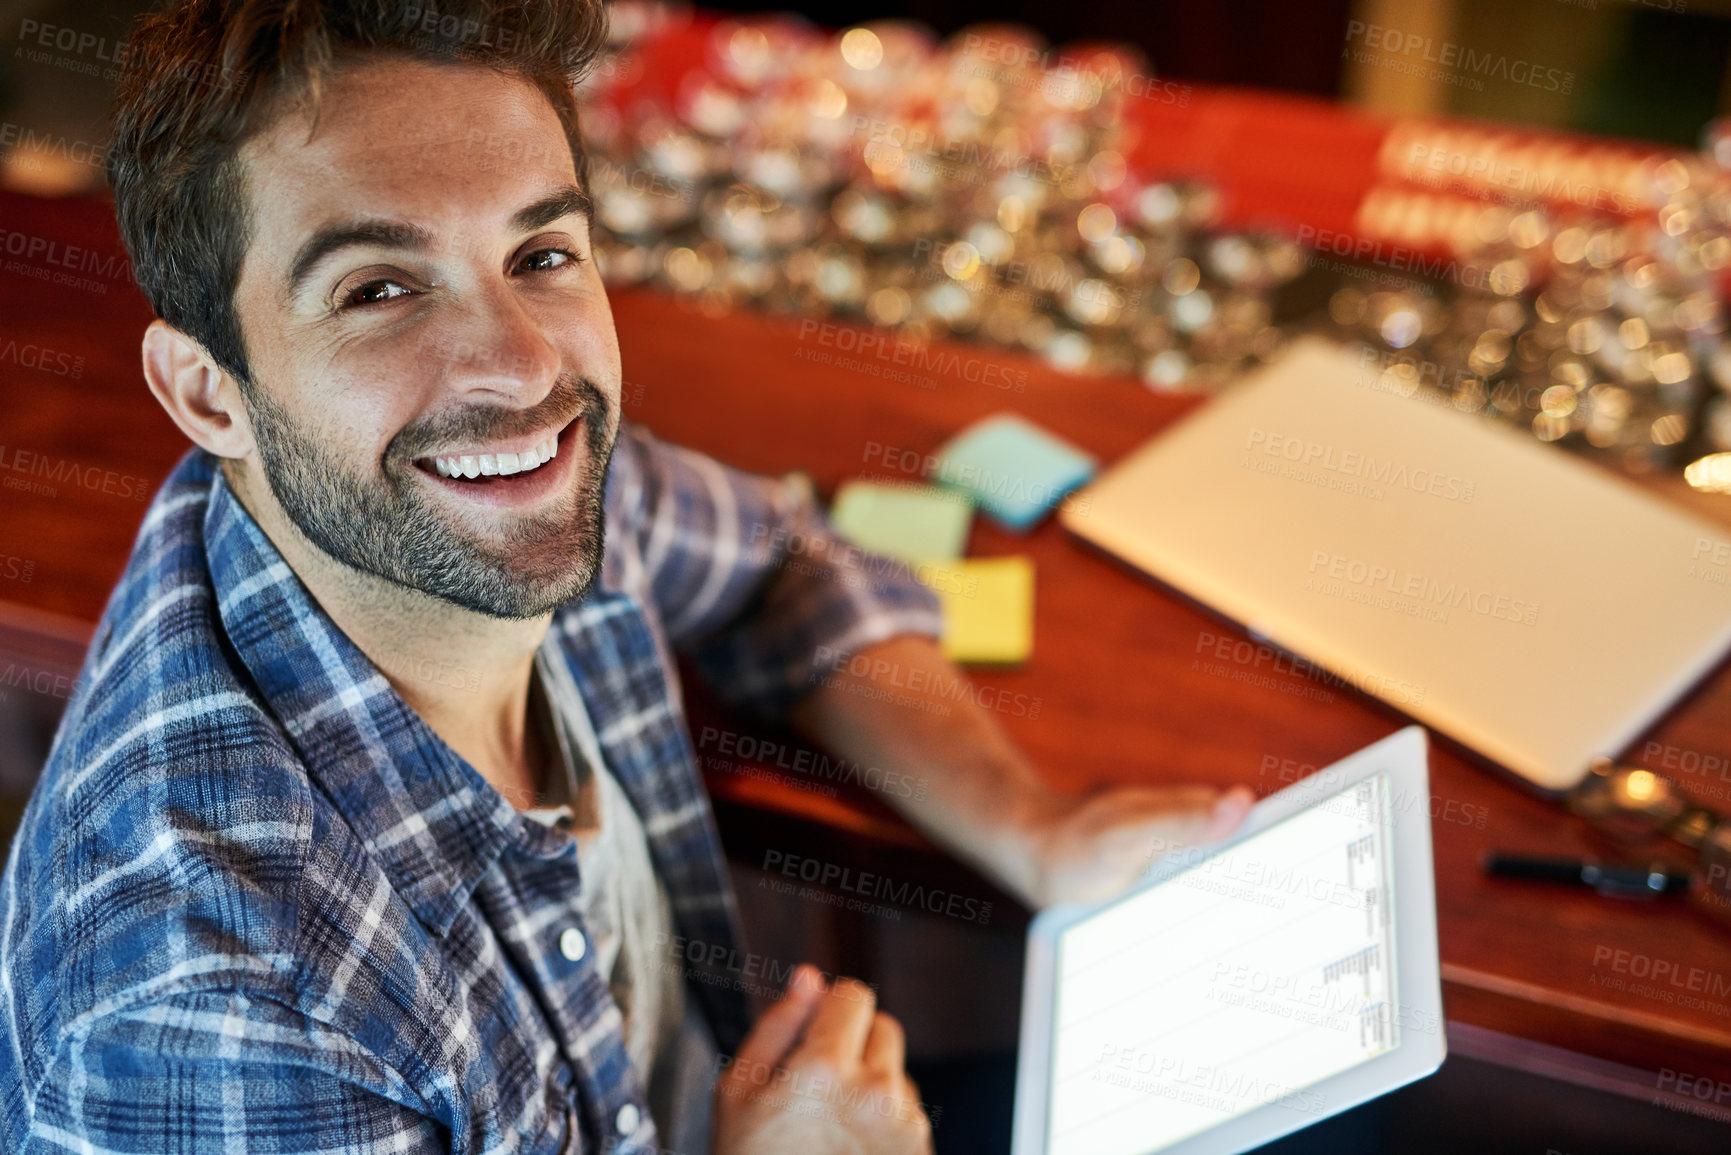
[228,57,621,620]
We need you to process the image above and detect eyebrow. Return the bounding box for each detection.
[285,184,594,295]
[287,219,431,295]
[511,184,593,233]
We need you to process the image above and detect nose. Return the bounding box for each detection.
[441,278,561,404]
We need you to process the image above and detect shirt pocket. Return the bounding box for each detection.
[531,1099,581,1155]
[525,1078,583,1155]
[557,1103,582,1155]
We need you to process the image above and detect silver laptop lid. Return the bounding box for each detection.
[1064,338,1731,790]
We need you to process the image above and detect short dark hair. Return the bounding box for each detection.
[107,0,608,386]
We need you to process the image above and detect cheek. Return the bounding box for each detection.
[554,288,623,393]
[261,313,410,405]
[264,341,424,464]
[338,389,420,462]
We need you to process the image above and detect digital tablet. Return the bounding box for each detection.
[1011,726,1445,1155]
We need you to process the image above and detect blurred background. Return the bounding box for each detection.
[10,0,1731,155]
[9,2,1731,1152]
[16,0,1731,481]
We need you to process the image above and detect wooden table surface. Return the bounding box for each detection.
[5,186,1731,1106]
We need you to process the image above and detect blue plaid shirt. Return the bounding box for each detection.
[0,423,941,1154]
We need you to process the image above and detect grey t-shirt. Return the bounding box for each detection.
[524,650,718,1151]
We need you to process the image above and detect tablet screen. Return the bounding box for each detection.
[1045,773,1398,1155]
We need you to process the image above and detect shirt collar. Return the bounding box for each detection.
[201,457,567,936]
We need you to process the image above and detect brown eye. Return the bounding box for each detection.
[520,248,580,272]
[345,280,411,307]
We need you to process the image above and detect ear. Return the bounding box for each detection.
[141,319,253,459]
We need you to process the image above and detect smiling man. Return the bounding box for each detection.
[0,2,1250,1152]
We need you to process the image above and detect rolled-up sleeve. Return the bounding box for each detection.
[25,990,445,1155]
[611,424,943,719]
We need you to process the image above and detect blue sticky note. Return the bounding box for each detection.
[932,414,1096,531]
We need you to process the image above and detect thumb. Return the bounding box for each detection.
[727,964,827,1079]
[1134,785,1254,861]
[1204,785,1254,838]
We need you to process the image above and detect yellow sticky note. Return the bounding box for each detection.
[918,557,1034,665]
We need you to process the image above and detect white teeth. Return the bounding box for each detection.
[429,433,561,480]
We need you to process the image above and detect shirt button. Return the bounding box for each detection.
[615,1103,640,1135]
[558,927,587,962]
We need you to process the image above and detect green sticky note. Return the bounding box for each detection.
[830,481,973,563]
[919,557,1034,666]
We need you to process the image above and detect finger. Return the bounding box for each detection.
[1207,785,1255,836]
[1130,787,1248,853]
[1088,785,1212,839]
[915,1104,936,1152]
[861,1011,906,1079]
[899,1072,935,1144]
[902,1073,927,1117]
[793,976,877,1070]
[731,964,828,1074]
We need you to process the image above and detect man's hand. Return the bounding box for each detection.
[1022,782,1255,907]
[794,633,1258,912]
[713,966,933,1155]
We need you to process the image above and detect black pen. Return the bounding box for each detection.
[1482,852,1692,899]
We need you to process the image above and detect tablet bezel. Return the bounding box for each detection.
[1010,725,1446,1155]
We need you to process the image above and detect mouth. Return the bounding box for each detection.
[409,415,583,506]
[423,430,561,480]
